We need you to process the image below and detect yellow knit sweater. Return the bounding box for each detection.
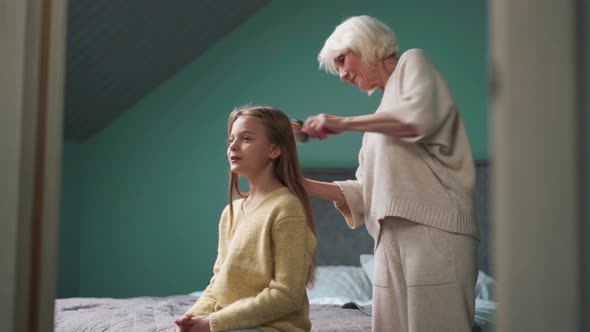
[186,187,316,332]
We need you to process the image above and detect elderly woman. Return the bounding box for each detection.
[301,16,480,332]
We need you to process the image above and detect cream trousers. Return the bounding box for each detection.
[372,217,479,332]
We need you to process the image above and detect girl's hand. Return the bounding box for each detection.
[174,324,192,332]
[175,314,194,326]
[301,114,344,139]
[187,316,211,332]
[174,315,211,332]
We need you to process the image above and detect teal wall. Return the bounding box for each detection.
[58,0,488,298]
[57,141,83,297]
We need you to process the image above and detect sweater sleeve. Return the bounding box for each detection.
[381,49,444,143]
[208,216,311,332]
[185,207,229,316]
[185,258,221,316]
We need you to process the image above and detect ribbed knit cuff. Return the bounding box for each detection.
[334,180,364,228]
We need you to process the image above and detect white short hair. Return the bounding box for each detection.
[318,15,399,75]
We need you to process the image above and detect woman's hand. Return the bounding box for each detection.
[301,114,346,139]
[304,112,419,138]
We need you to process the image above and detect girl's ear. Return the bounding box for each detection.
[269,144,281,160]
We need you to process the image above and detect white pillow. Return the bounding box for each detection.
[307,266,372,303]
[359,254,374,283]
[475,270,496,301]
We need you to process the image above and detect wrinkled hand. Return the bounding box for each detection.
[174,315,211,332]
[301,113,345,139]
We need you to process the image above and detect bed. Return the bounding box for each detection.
[54,160,494,331]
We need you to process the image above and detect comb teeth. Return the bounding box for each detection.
[290,119,309,143]
[291,119,303,126]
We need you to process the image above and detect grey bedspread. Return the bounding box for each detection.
[54,295,371,332]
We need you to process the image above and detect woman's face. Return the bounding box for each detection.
[227,116,278,178]
[334,51,384,92]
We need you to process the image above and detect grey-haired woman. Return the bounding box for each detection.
[301,15,480,332]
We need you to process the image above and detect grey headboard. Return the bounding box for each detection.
[303,160,492,275]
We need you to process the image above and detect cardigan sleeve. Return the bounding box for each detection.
[185,258,220,316]
[185,206,230,316]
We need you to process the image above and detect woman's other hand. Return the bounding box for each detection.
[301,113,345,139]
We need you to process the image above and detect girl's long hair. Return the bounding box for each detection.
[227,105,316,287]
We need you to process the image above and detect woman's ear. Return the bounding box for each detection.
[269,144,281,160]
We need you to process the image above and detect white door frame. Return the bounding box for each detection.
[0,0,67,331]
[491,0,581,331]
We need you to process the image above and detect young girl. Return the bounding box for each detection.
[175,106,317,332]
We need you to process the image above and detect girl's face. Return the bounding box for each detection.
[334,51,384,92]
[227,116,280,178]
